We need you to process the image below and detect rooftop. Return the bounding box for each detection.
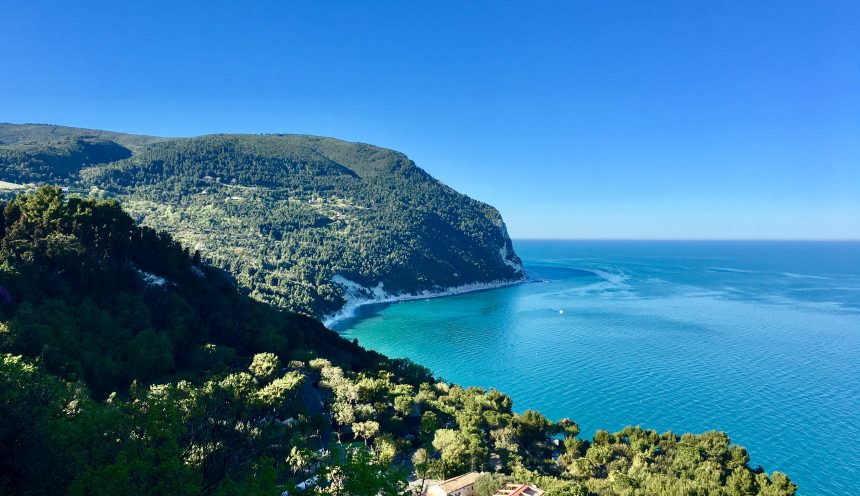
[436,472,482,492]
[492,483,545,496]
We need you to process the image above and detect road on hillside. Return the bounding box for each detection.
[298,371,332,450]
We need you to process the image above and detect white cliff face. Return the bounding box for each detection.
[331,275,389,301]
[498,221,525,274]
[499,243,525,274]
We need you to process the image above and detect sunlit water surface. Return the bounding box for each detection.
[334,241,860,495]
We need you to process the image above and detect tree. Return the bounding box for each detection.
[394,394,414,417]
[432,428,469,476]
[313,445,405,496]
[255,372,303,407]
[513,410,553,463]
[420,410,439,443]
[726,467,756,496]
[412,448,433,495]
[249,352,280,381]
[0,354,86,494]
[287,446,315,479]
[557,418,580,439]
[758,471,797,496]
[352,420,380,446]
[474,473,512,496]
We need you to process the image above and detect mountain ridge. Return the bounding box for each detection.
[0,123,525,318]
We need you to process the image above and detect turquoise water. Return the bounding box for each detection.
[335,241,860,495]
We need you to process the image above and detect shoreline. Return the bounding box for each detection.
[323,277,528,329]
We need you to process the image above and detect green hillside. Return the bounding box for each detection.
[0,188,796,495]
[0,124,524,317]
[0,187,416,494]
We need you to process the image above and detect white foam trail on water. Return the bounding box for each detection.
[780,272,830,280]
[705,266,761,274]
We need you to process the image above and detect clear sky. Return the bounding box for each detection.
[2,1,858,239]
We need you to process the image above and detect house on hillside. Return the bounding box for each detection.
[492,483,545,496]
[426,472,482,496]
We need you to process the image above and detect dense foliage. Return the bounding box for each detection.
[0,187,422,494]
[310,359,797,496]
[0,124,525,317]
[0,136,132,184]
[0,187,378,396]
[0,187,796,494]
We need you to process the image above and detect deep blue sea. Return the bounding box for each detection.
[334,241,860,495]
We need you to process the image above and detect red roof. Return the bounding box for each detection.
[507,485,530,496]
[492,483,545,496]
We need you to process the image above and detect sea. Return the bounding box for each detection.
[333,241,860,495]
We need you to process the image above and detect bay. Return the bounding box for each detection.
[334,241,860,495]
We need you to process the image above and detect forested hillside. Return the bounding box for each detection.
[0,188,796,495]
[0,124,524,317]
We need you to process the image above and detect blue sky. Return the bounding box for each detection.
[2,1,858,239]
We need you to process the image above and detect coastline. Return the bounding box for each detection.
[323,276,528,329]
